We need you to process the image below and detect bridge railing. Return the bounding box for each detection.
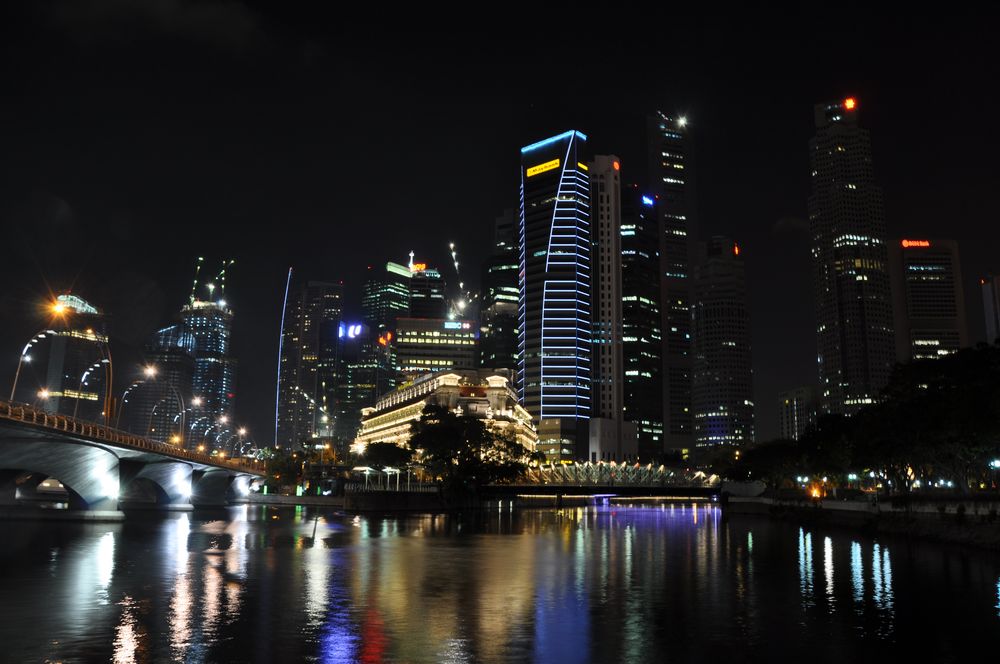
[0,400,262,474]
[519,462,719,488]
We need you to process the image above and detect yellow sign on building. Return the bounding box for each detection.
[526,158,560,177]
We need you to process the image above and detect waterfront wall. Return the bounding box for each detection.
[726,495,1000,548]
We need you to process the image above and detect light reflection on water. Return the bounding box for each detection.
[0,504,997,662]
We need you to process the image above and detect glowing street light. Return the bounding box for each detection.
[143,365,158,378]
[51,302,67,316]
[238,427,247,436]
[191,396,203,407]
[37,388,50,400]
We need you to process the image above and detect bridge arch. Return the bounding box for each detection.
[0,439,120,511]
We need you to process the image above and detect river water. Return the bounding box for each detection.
[0,503,997,663]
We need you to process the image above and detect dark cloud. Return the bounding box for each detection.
[49,0,265,51]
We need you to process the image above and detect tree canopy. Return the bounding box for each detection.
[409,404,530,499]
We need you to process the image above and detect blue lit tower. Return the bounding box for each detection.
[519,130,591,461]
[809,98,895,414]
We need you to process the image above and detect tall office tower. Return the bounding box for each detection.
[587,155,636,462]
[621,186,664,459]
[22,294,109,421]
[692,237,754,447]
[395,318,479,375]
[648,111,695,451]
[180,294,237,427]
[276,280,343,449]
[777,386,818,440]
[983,275,1000,344]
[808,97,895,415]
[480,209,520,372]
[408,261,448,318]
[888,238,968,362]
[124,324,195,445]
[362,261,411,331]
[519,130,592,461]
[332,321,384,451]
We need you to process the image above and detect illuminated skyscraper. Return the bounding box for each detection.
[692,237,754,447]
[276,280,343,449]
[20,294,109,421]
[362,261,411,332]
[480,209,519,372]
[395,318,478,375]
[648,111,695,451]
[519,130,591,461]
[808,97,895,414]
[620,186,664,458]
[180,297,236,425]
[888,238,968,361]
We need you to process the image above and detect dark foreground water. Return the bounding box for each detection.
[0,503,998,663]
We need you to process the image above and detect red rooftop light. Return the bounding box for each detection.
[843,97,857,111]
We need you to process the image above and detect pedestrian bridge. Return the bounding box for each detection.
[0,401,264,516]
[486,461,720,499]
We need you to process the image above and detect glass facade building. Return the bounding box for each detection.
[648,111,696,451]
[276,280,343,449]
[180,299,237,436]
[479,209,519,372]
[620,187,664,459]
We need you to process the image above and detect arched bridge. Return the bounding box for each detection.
[0,401,264,516]
[487,461,720,499]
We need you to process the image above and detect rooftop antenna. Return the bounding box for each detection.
[189,257,205,304]
[408,250,415,272]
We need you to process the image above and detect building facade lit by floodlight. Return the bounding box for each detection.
[180,298,236,426]
[518,130,592,461]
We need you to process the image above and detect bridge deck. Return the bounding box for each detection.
[0,401,263,476]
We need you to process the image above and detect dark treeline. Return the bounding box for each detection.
[729,342,1000,493]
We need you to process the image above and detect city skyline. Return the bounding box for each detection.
[2,7,998,443]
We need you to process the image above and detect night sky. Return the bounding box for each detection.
[2,4,997,442]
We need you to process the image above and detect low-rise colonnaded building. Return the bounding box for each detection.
[353,370,537,452]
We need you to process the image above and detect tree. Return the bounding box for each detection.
[362,442,413,470]
[409,404,529,501]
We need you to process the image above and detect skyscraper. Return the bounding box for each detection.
[125,324,195,445]
[332,321,383,450]
[620,186,664,459]
[808,97,895,414]
[479,209,519,372]
[587,155,636,462]
[648,111,695,451]
[692,237,754,447]
[362,261,411,332]
[276,280,343,449]
[519,130,592,461]
[408,261,448,319]
[983,275,1000,345]
[888,238,968,361]
[180,296,237,428]
[22,294,109,422]
[777,386,818,441]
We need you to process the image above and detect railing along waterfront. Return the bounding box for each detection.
[0,400,262,474]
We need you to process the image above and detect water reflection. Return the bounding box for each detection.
[0,504,998,662]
